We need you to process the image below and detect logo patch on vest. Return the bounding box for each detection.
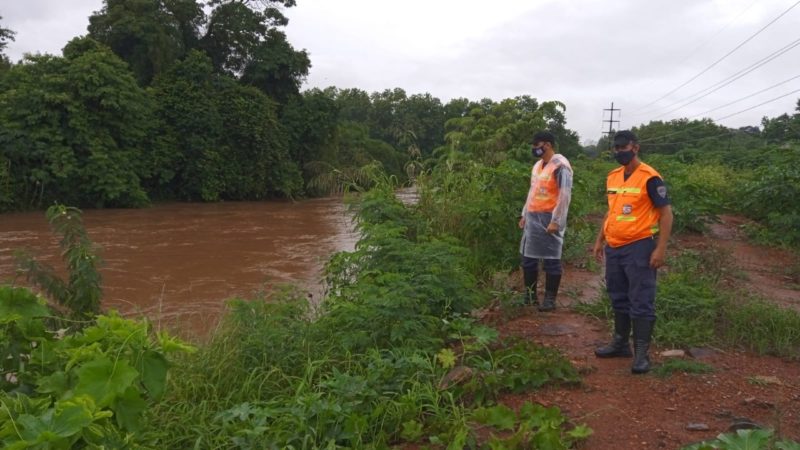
[657,186,667,198]
[622,204,633,215]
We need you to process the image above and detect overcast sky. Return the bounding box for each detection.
[3,0,800,143]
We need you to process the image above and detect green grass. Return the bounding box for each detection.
[721,297,800,358]
[576,248,800,360]
[139,183,590,448]
[652,359,714,378]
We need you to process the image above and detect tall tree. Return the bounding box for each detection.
[0,37,154,209]
[633,118,730,155]
[239,29,310,104]
[331,87,372,123]
[368,88,408,146]
[0,15,15,69]
[150,50,300,201]
[149,50,226,200]
[395,93,445,156]
[281,88,339,180]
[88,0,202,85]
[761,99,800,144]
[216,78,302,199]
[202,0,308,102]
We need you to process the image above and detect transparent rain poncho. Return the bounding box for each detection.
[519,154,573,259]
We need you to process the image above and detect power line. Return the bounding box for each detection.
[638,122,722,144]
[647,36,800,119]
[636,87,800,144]
[633,0,800,113]
[636,36,800,117]
[671,0,760,68]
[714,87,800,120]
[641,131,738,146]
[629,0,759,104]
[689,73,800,118]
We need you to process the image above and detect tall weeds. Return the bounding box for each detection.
[144,174,587,448]
[15,204,102,322]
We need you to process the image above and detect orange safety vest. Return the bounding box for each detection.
[603,162,662,248]
[526,159,561,213]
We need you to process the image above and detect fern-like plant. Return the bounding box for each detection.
[15,204,102,321]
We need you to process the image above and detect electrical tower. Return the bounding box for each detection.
[602,102,620,149]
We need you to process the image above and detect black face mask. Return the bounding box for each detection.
[614,149,635,165]
[532,146,545,158]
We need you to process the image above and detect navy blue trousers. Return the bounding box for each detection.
[604,237,657,320]
[520,256,562,275]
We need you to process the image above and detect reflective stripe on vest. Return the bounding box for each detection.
[603,162,662,248]
[526,160,560,213]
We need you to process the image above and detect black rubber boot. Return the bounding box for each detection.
[519,267,538,306]
[631,318,655,374]
[538,273,560,312]
[594,311,632,358]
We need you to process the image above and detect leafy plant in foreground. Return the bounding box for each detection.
[0,285,191,448]
[683,428,800,450]
[472,402,592,449]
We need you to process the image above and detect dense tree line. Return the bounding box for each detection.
[0,1,583,211]
[2,2,799,212]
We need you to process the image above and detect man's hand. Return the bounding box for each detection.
[650,246,666,268]
[592,241,604,262]
[518,216,526,229]
[546,222,559,234]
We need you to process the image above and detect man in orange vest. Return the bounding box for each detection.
[592,130,673,374]
[518,131,573,312]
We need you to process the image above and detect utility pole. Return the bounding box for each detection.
[602,102,620,150]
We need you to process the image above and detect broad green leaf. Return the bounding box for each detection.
[520,402,565,429]
[15,316,49,341]
[472,404,517,431]
[532,426,568,450]
[401,420,423,441]
[436,348,456,369]
[112,387,147,431]
[567,424,593,440]
[17,413,50,441]
[74,357,139,407]
[682,445,717,450]
[716,429,773,450]
[139,350,168,399]
[471,325,499,346]
[37,371,69,396]
[3,441,36,450]
[776,440,800,450]
[158,331,196,354]
[0,287,50,322]
[16,398,93,444]
[49,399,95,438]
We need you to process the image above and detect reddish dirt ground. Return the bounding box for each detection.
[487,217,800,449]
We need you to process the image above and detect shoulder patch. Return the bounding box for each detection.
[657,185,667,198]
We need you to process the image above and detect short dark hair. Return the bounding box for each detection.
[532,131,556,145]
[613,130,639,146]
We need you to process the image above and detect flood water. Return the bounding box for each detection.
[0,198,358,338]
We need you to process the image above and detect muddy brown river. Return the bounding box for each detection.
[0,198,358,338]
